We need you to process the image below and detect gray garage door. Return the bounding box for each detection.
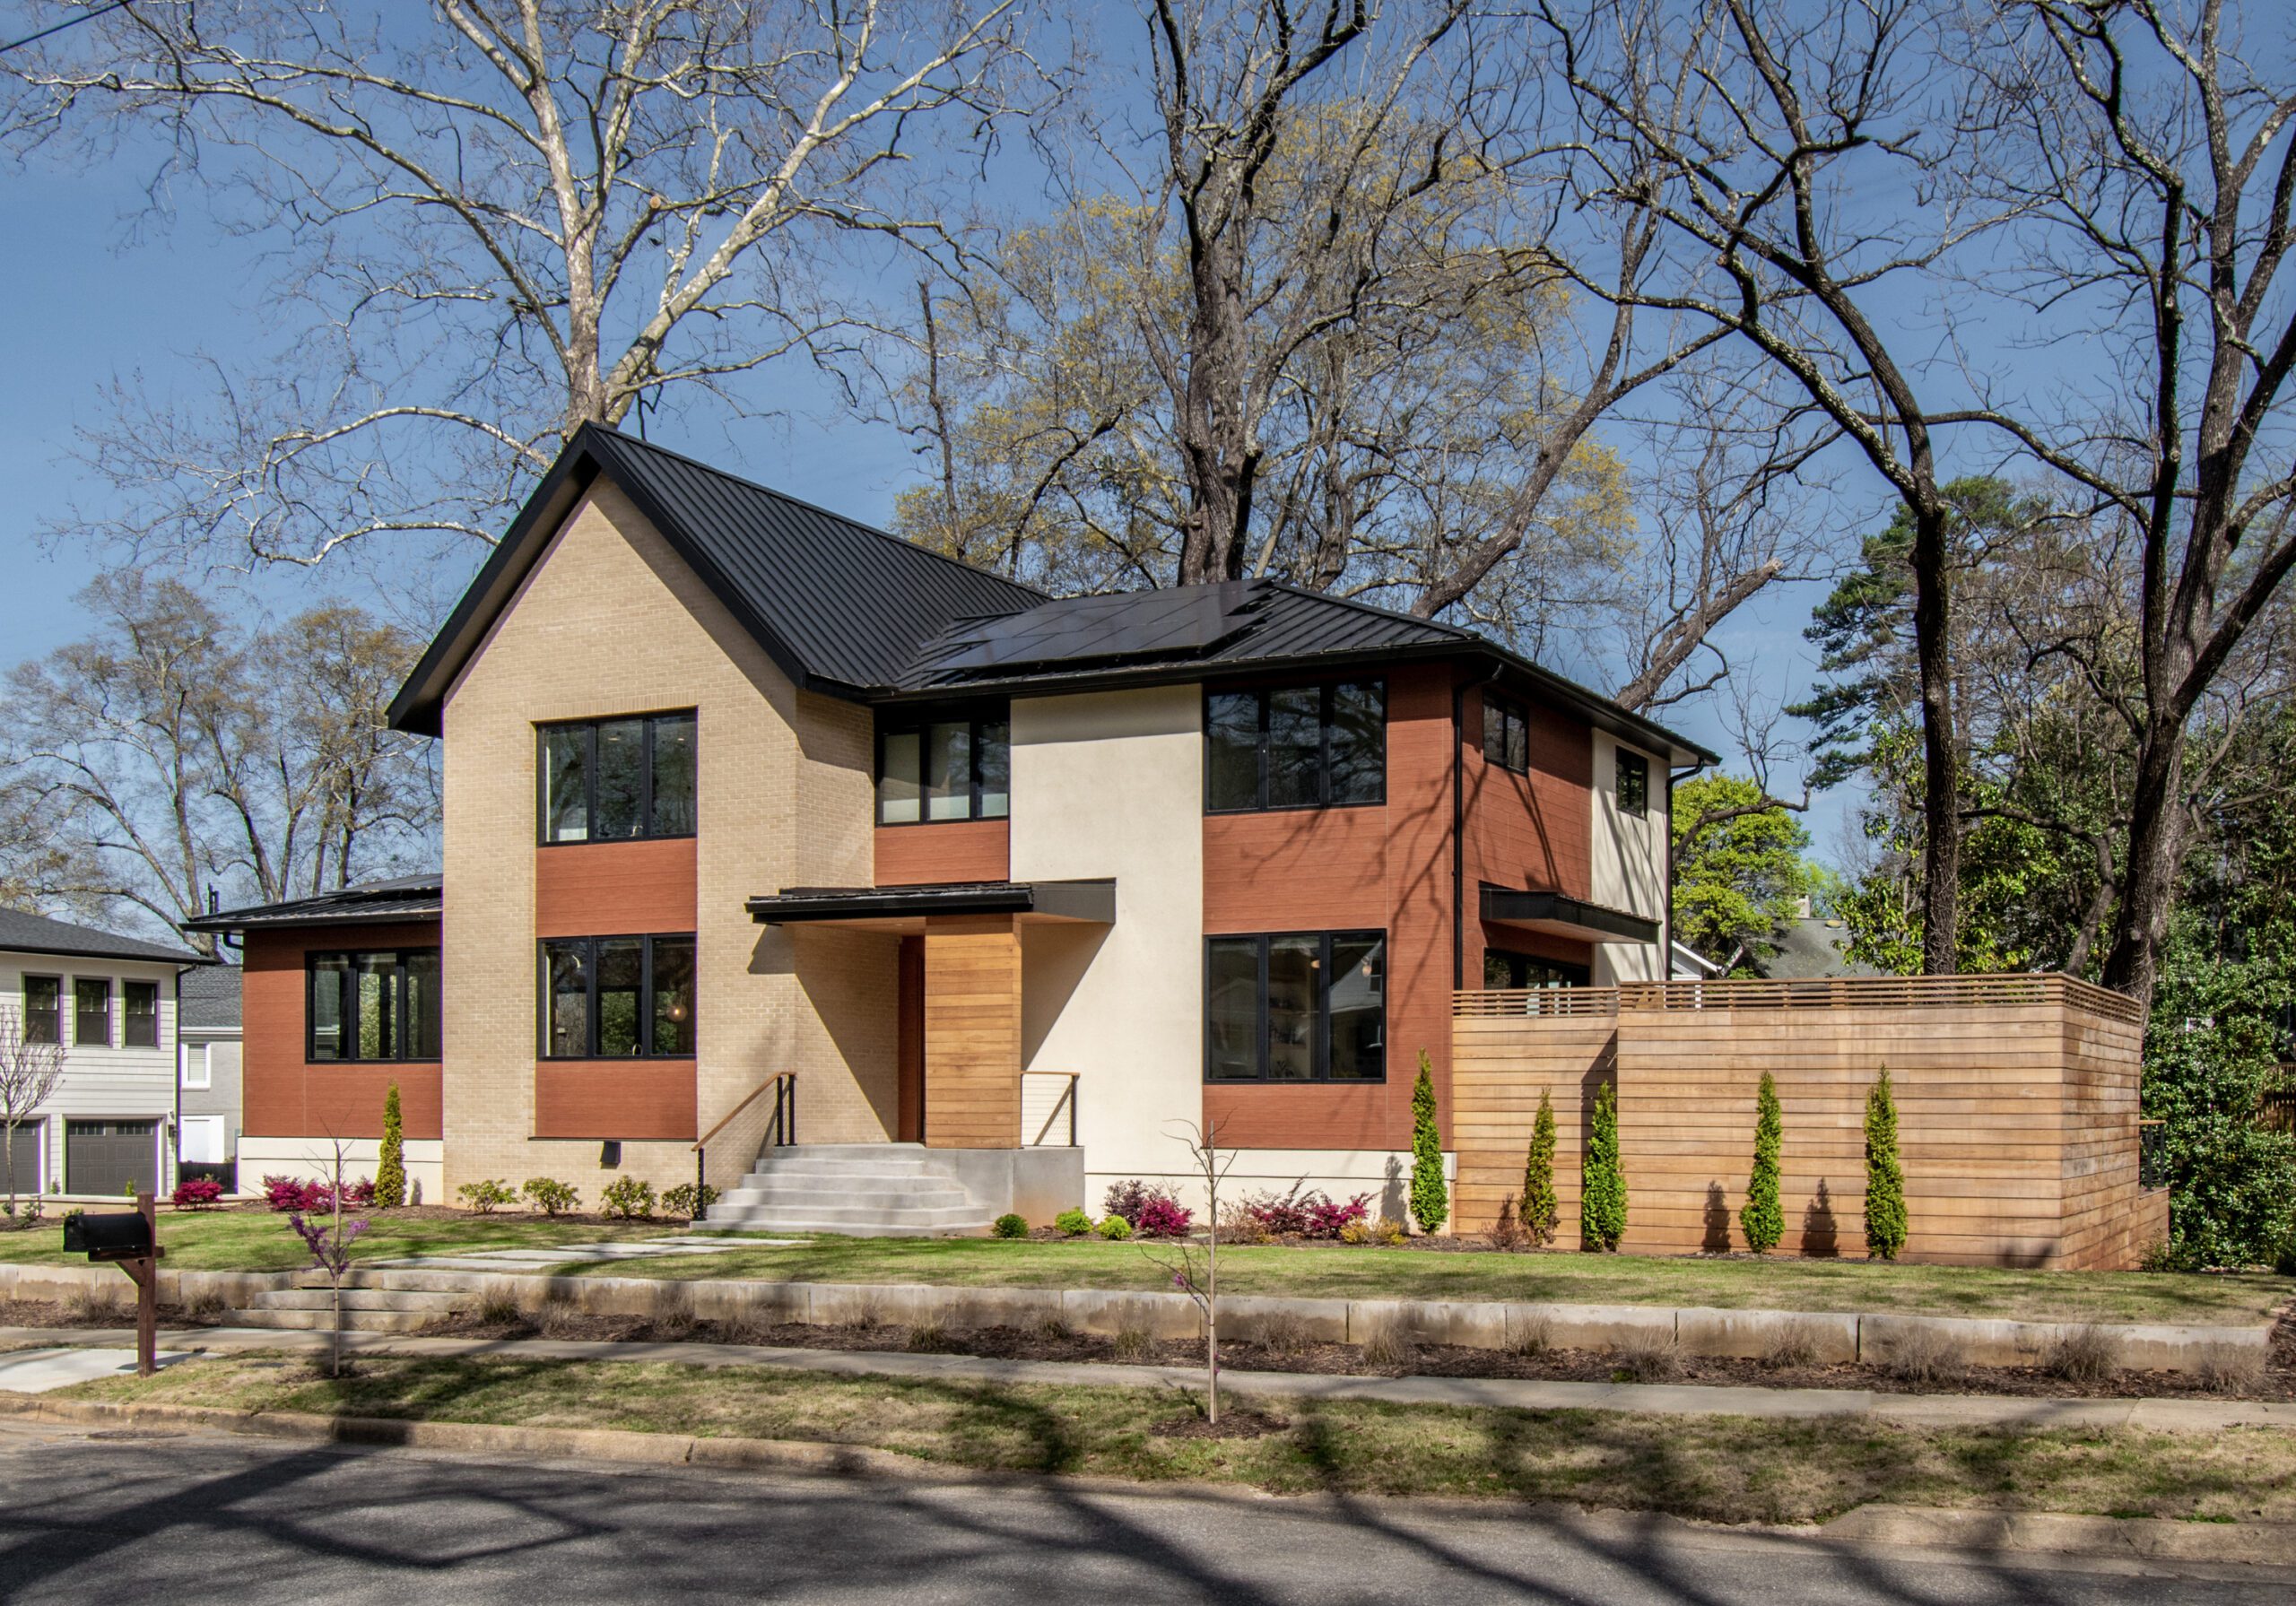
[0,1124,39,1196]
[65,1120,158,1197]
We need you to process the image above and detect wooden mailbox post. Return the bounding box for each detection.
[61,1191,162,1376]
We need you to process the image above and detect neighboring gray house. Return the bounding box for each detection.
[0,908,210,1197]
[176,962,242,1190]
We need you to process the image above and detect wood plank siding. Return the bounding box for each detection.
[923,919,1022,1148]
[1449,976,2158,1270]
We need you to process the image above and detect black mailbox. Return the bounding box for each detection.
[63,1210,154,1262]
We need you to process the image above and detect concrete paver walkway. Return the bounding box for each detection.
[0,1347,199,1393]
[4,1324,2289,1431]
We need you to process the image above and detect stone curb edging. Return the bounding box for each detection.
[5,1391,2293,1570]
[0,1261,2273,1374]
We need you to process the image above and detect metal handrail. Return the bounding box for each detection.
[691,1072,795,1202]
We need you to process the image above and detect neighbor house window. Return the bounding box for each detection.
[877,711,1010,824]
[1482,691,1530,775]
[1616,748,1650,815]
[180,1042,212,1089]
[1483,951,1589,990]
[309,950,442,1063]
[540,711,697,844]
[1205,681,1385,812]
[22,977,59,1046]
[1205,931,1386,1082]
[541,934,695,1059]
[74,979,110,1047]
[122,981,159,1048]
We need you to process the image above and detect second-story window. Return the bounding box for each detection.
[74,979,111,1047]
[540,711,697,844]
[1483,691,1530,775]
[123,981,160,1048]
[1616,748,1650,815]
[878,712,1010,824]
[1205,680,1385,812]
[22,977,59,1046]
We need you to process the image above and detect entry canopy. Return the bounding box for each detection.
[1479,886,1660,945]
[748,879,1116,931]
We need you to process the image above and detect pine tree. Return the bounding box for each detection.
[1408,1051,1448,1234]
[1581,1078,1629,1251]
[374,1081,407,1210]
[1740,1071,1783,1253]
[1520,1087,1559,1246]
[1865,1066,1908,1260]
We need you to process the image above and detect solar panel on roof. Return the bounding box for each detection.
[924,582,1270,673]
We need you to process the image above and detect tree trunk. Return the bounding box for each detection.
[1909,507,1961,975]
[2101,738,2190,1007]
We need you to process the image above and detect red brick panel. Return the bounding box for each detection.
[533,1062,699,1140]
[534,838,698,937]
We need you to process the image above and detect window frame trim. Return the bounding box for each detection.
[1202,676,1389,816]
[535,708,700,848]
[1202,928,1388,1085]
[72,977,112,1049]
[121,979,161,1049]
[535,932,699,1061]
[1615,745,1651,816]
[874,706,1013,828]
[304,947,445,1066]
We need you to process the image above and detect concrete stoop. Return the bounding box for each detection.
[230,1280,471,1333]
[702,1146,996,1237]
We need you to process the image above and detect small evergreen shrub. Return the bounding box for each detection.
[661,1182,719,1220]
[1580,1079,1628,1251]
[374,1081,407,1209]
[1053,1208,1093,1237]
[457,1178,516,1213]
[1095,1214,1133,1240]
[520,1177,579,1217]
[1409,1049,1448,1234]
[170,1177,224,1210]
[1521,1087,1559,1246]
[1741,1071,1784,1254]
[1865,1066,1908,1260]
[992,1211,1030,1239]
[601,1176,656,1219]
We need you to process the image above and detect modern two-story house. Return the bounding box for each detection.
[194,425,1709,1228]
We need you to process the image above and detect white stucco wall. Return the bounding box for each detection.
[1008,686,1204,1206]
[1590,732,1668,985]
[238,1135,446,1207]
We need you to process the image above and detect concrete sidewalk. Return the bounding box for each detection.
[5,1323,2291,1431]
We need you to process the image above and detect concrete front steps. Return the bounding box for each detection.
[702,1145,993,1237]
[230,1273,474,1333]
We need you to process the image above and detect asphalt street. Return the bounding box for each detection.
[0,1418,2286,1604]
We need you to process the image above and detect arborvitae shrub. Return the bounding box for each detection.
[1520,1088,1560,1246]
[374,1082,407,1209]
[1865,1066,1908,1260]
[1581,1079,1629,1251]
[1741,1071,1784,1254]
[1409,1051,1448,1235]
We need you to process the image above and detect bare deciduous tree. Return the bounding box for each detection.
[0,1009,65,1219]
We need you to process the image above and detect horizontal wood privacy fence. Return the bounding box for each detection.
[1452,974,2159,1270]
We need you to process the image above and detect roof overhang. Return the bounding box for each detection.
[184,880,445,933]
[748,879,1116,932]
[1481,886,1661,945]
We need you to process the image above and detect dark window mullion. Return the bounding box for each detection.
[1257,936,1273,1081]
[640,935,656,1057]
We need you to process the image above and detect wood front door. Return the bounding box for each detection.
[897,935,925,1142]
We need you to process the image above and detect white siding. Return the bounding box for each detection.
[1589,732,1668,985]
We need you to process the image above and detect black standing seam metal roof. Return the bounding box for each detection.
[387,425,1715,766]
[183,873,444,933]
[0,907,212,966]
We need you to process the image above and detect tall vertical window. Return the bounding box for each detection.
[539,711,698,844]
[1205,681,1386,812]
[179,1042,213,1089]
[308,950,442,1063]
[1616,748,1650,815]
[21,977,59,1046]
[1204,932,1387,1082]
[74,979,111,1047]
[1482,691,1530,775]
[540,934,695,1058]
[876,711,1010,824]
[122,981,160,1048]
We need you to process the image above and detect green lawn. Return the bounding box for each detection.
[68,1351,2296,1526]
[619,1236,2292,1325]
[0,1208,677,1273]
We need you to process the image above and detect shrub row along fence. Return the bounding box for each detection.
[1451,973,2163,1271]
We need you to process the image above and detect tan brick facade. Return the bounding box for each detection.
[439,480,898,1201]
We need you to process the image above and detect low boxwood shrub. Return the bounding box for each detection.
[1053,1207,1092,1237]
[457,1178,517,1213]
[661,1182,719,1220]
[601,1176,656,1219]
[170,1177,224,1211]
[520,1177,579,1217]
[991,1211,1029,1239]
[1095,1214,1133,1240]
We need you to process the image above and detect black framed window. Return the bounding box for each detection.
[122,981,160,1048]
[309,950,442,1063]
[541,933,695,1059]
[74,978,110,1047]
[1483,951,1590,990]
[877,711,1010,824]
[539,711,697,845]
[1205,681,1385,812]
[1616,748,1650,815]
[1205,931,1386,1082]
[1483,691,1530,775]
[22,977,59,1046]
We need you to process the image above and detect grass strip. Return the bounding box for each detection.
[65,1352,2296,1527]
[0,1211,676,1273]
